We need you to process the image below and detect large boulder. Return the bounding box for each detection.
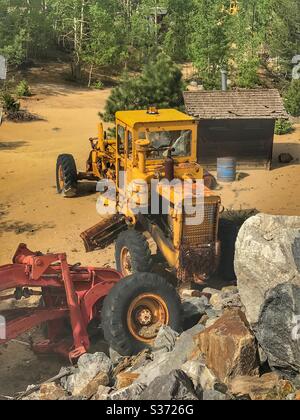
[235,214,300,326]
[193,309,259,384]
[235,214,300,373]
[256,283,300,373]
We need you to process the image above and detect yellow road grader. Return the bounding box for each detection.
[56,107,222,285]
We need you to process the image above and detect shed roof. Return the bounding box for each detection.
[184,89,288,120]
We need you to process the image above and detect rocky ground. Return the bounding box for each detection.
[17,287,300,401]
[8,213,298,402]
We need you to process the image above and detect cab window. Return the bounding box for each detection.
[117,126,125,154]
[138,129,192,160]
[127,131,133,157]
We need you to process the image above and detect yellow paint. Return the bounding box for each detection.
[116,109,194,129]
[85,108,221,276]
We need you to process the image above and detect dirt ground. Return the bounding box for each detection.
[0,70,300,396]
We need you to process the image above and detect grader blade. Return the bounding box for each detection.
[81,215,127,252]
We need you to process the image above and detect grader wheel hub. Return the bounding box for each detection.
[127,294,169,343]
[136,308,153,326]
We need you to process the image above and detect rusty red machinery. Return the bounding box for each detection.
[0,244,183,361]
[0,243,122,362]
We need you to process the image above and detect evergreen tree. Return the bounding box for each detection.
[284,80,300,117]
[190,0,231,89]
[102,53,184,121]
[163,0,194,62]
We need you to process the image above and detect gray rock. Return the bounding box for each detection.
[135,324,205,386]
[210,288,241,311]
[59,366,77,390]
[205,307,222,319]
[256,283,300,373]
[92,386,112,401]
[235,214,300,325]
[182,361,217,391]
[202,390,229,401]
[258,345,268,365]
[78,352,112,375]
[153,326,179,352]
[182,296,209,323]
[138,370,199,401]
[62,352,112,395]
[109,383,146,401]
[202,287,221,296]
[109,348,123,365]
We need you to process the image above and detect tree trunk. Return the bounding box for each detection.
[88,64,94,87]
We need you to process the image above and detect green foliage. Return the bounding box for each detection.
[190,0,230,87]
[236,59,261,88]
[92,81,105,90]
[102,53,184,122]
[0,0,298,89]
[274,119,294,135]
[284,80,300,117]
[1,93,20,113]
[163,0,194,62]
[16,80,31,98]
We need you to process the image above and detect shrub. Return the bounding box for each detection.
[102,53,184,122]
[16,80,31,97]
[236,59,261,89]
[1,93,20,113]
[284,80,300,117]
[275,119,294,135]
[92,81,104,90]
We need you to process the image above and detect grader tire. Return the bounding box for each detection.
[115,230,153,276]
[56,154,78,198]
[102,272,182,356]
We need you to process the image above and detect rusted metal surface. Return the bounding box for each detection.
[0,244,122,362]
[81,215,127,252]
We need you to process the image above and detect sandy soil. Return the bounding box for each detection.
[0,71,299,396]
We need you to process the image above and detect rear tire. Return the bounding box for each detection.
[102,272,182,356]
[115,230,153,276]
[56,154,78,198]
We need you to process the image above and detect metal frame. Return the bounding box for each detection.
[0,244,122,362]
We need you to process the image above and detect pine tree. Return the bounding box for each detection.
[102,53,184,121]
[190,0,231,89]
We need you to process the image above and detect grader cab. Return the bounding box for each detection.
[56,108,221,284]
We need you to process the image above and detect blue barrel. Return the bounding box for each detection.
[217,157,237,182]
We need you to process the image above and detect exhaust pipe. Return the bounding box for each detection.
[221,69,228,91]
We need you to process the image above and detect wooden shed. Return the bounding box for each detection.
[184,89,288,170]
